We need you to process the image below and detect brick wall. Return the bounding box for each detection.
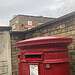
[0,31,12,75]
[10,32,25,75]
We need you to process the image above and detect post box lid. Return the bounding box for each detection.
[16,36,72,47]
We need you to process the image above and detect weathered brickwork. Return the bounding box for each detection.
[10,15,54,31]
[0,27,12,75]
[10,32,25,75]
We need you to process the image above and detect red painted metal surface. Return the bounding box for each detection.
[16,36,72,75]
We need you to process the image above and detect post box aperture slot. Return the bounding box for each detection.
[18,55,20,58]
[24,54,42,59]
[25,54,41,58]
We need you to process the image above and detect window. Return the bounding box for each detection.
[38,23,43,25]
[28,21,32,26]
[59,24,65,28]
[12,24,16,30]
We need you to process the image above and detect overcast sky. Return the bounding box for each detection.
[0,0,75,26]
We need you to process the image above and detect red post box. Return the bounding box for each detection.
[16,36,72,75]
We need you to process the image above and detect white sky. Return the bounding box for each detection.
[0,0,75,26]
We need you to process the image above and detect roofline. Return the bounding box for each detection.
[0,26,11,31]
[9,15,55,22]
[10,31,26,35]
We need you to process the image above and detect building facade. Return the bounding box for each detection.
[0,27,12,75]
[10,12,75,75]
[10,15,54,31]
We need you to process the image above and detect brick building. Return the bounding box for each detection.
[10,12,75,75]
[10,15,54,31]
[0,26,12,75]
